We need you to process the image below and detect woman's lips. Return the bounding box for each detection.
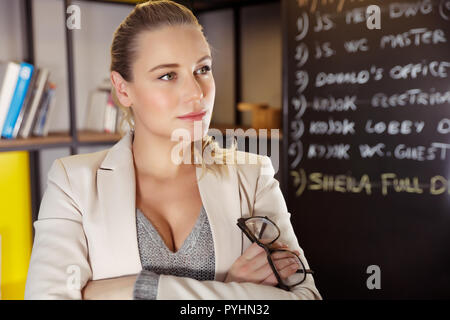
[177,110,207,121]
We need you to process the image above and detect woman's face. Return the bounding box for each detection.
[116,25,215,142]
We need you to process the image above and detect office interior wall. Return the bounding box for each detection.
[0,0,24,61]
[241,2,282,115]
[198,9,235,126]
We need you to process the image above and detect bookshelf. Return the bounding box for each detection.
[0,131,124,152]
[0,132,72,151]
[1,0,281,225]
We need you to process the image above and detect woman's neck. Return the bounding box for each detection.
[131,129,195,183]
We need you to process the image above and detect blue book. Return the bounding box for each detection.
[1,62,34,139]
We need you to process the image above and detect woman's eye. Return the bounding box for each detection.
[197,65,212,74]
[159,72,176,81]
[159,66,211,81]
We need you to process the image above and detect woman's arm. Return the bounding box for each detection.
[250,155,322,299]
[82,274,138,300]
[154,155,321,299]
[82,241,299,300]
[82,270,159,300]
[25,159,92,299]
[82,156,322,300]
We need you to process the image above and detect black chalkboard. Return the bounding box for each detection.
[281,0,450,299]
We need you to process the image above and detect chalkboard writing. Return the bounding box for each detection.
[282,0,450,299]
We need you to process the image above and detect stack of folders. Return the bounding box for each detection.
[0,60,56,140]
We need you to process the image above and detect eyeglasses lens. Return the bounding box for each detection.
[244,217,279,244]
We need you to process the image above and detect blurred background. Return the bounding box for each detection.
[0,0,283,299]
[0,0,449,300]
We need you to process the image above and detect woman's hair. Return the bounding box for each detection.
[110,0,238,180]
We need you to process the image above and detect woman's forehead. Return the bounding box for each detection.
[135,26,210,65]
[137,25,207,50]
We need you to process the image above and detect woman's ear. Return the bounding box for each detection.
[110,71,133,108]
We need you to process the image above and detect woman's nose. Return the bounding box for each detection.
[184,73,204,101]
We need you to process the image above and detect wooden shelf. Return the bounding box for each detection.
[77,130,122,144]
[0,132,72,151]
[0,131,123,152]
[0,126,280,152]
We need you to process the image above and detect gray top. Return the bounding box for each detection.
[133,204,215,300]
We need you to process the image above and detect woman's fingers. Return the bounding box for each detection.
[226,240,302,286]
[276,259,301,279]
[259,247,303,286]
[242,242,265,261]
[239,243,270,273]
[260,273,279,286]
[256,255,301,284]
[268,241,301,257]
[252,261,277,282]
[261,260,300,286]
[274,256,300,273]
[267,241,288,249]
[270,249,301,260]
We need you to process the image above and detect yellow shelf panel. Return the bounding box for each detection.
[0,151,32,300]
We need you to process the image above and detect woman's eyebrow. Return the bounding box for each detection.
[148,55,212,73]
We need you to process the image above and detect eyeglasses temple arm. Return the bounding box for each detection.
[296,269,314,274]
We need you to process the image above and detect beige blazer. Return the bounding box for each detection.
[25,130,322,300]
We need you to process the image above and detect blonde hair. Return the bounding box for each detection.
[110,0,238,180]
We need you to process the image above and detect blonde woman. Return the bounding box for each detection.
[25,0,321,300]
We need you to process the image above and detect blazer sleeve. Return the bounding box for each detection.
[154,156,322,300]
[25,159,92,299]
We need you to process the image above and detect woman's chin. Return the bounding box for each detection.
[185,121,209,138]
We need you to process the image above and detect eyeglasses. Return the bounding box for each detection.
[237,215,314,291]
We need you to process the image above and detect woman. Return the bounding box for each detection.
[25,0,322,300]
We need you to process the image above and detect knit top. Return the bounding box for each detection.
[132,204,216,299]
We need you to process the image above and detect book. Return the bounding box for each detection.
[31,83,50,136]
[0,61,20,137]
[12,68,40,138]
[32,82,56,136]
[1,62,34,139]
[84,89,109,132]
[41,83,57,136]
[19,68,50,138]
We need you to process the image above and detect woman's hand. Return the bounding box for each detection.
[224,241,301,287]
[82,274,138,300]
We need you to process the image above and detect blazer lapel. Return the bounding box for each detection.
[96,131,142,278]
[95,130,244,281]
